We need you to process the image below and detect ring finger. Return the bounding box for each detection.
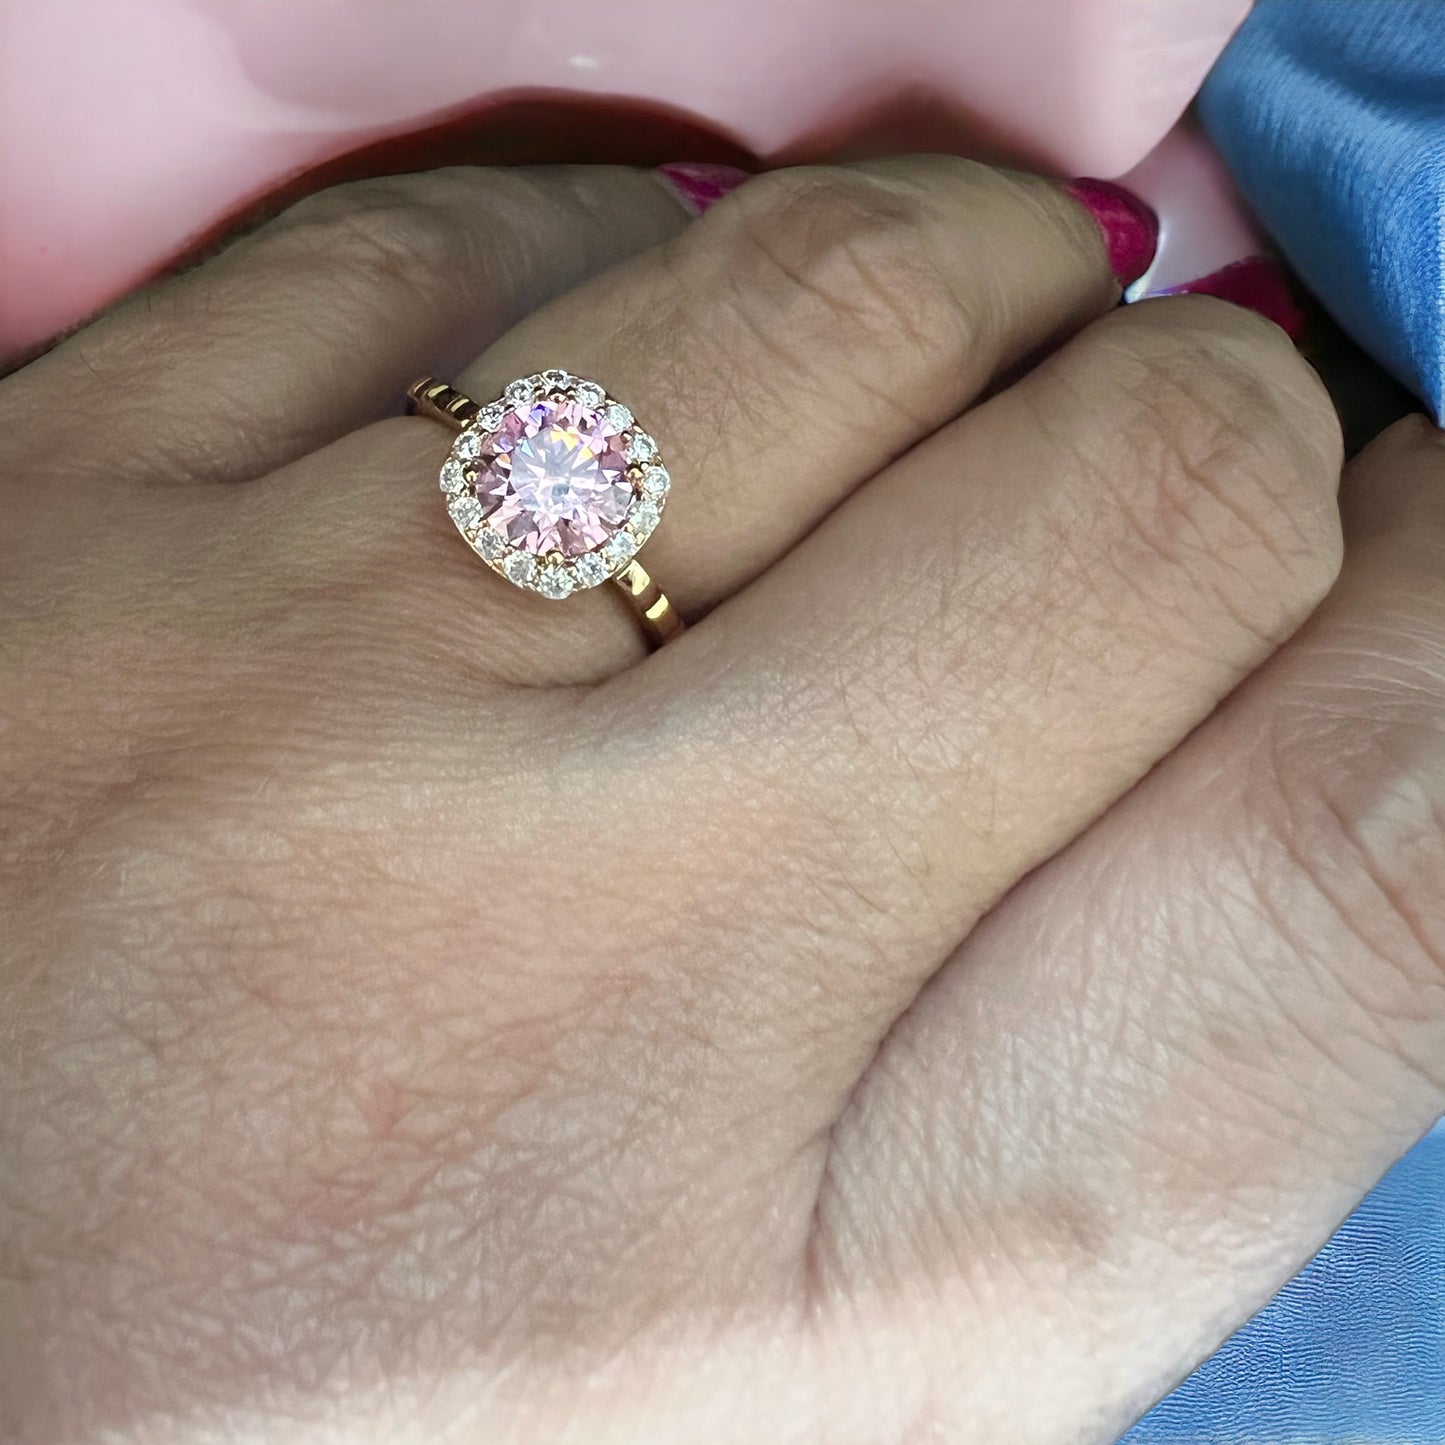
[257,157,1140,683]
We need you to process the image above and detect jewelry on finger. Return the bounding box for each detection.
[407,371,683,648]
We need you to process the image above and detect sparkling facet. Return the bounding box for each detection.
[455,430,482,460]
[575,381,605,408]
[603,530,638,566]
[630,499,661,536]
[535,565,575,600]
[476,528,506,560]
[602,402,633,432]
[641,466,671,499]
[477,401,506,429]
[440,458,468,493]
[541,369,571,390]
[573,553,610,587]
[448,495,483,529]
[503,551,536,585]
[475,397,632,557]
[504,379,534,405]
[627,432,657,464]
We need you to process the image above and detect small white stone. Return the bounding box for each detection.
[627,432,657,464]
[629,499,661,537]
[440,459,468,493]
[603,531,638,567]
[535,565,575,600]
[504,378,534,405]
[573,552,610,588]
[476,528,506,560]
[541,369,571,391]
[455,430,482,460]
[602,402,633,432]
[477,401,506,429]
[641,466,671,499]
[575,381,605,409]
[503,552,536,585]
[448,494,482,528]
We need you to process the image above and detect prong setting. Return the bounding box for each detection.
[437,371,671,598]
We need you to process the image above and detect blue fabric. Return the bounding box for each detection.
[1181,11,1445,1432]
[1122,1120,1445,1443]
[1199,0,1445,421]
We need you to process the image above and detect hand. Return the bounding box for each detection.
[1,157,1439,1444]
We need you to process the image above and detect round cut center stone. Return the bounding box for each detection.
[476,399,631,556]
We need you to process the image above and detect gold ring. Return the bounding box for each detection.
[407,371,684,648]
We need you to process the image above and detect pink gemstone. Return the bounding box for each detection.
[475,398,631,556]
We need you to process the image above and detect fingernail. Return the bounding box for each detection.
[1063,177,1160,288]
[1160,256,1309,342]
[654,162,752,217]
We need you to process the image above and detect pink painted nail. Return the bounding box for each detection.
[654,162,752,217]
[1063,177,1160,288]
[1160,256,1309,343]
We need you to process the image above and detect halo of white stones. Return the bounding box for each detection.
[438,369,671,599]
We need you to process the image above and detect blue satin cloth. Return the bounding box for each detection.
[1171,9,1445,1437]
[1122,1120,1445,1443]
[1199,0,1445,421]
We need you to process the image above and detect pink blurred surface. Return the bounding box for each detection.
[1125,119,1266,297]
[0,0,1253,364]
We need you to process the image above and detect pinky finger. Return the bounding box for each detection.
[809,414,1445,1444]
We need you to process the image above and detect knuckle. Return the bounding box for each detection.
[1085,297,1344,632]
[1259,665,1445,1072]
[700,165,967,366]
[1133,296,1341,495]
[265,175,464,284]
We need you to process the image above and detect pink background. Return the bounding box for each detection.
[0,0,1254,365]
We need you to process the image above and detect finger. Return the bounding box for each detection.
[630,296,1342,1116]
[0,166,691,486]
[36,157,1138,692]
[811,414,1445,1443]
[452,158,1129,617]
[254,157,1138,687]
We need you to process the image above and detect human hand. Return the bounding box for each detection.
[1,157,1439,1444]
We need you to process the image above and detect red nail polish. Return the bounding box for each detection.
[1064,177,1160,289]
[1161,256,1309,342]
[655,162,752,217]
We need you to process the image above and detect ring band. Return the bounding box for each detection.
[407,372,684,648]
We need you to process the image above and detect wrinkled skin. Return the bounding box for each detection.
[1,158,1442,1445]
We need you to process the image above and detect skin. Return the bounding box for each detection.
[0,157,1441,1445]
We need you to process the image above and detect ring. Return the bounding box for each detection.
[407,370,684,648]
